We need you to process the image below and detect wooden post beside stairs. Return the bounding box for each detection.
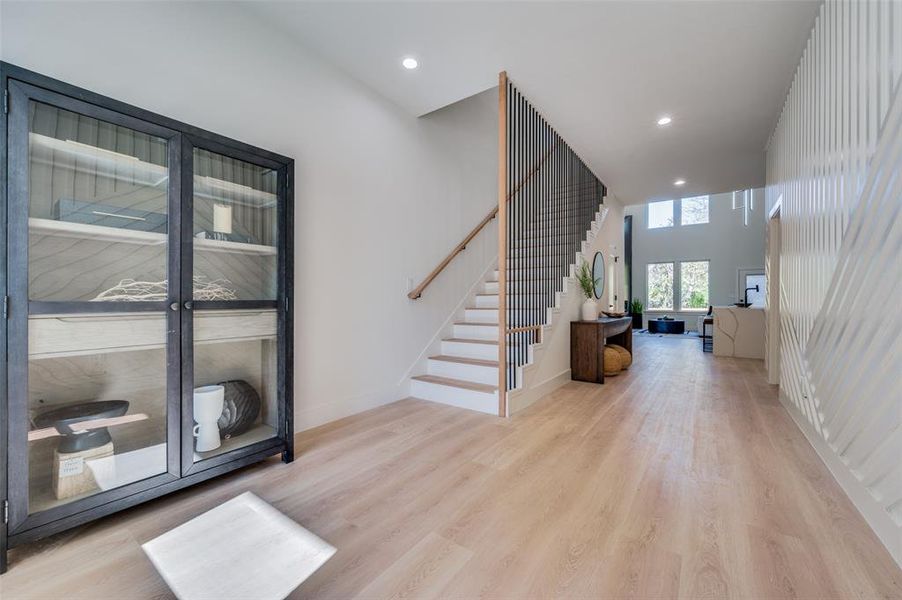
[497,70,508,417]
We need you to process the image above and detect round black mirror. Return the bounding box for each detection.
[592,251,605,299]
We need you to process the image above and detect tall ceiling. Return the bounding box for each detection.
[245,1,819,205]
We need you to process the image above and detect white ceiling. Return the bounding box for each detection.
[245,1,819,205]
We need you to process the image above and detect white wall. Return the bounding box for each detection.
[765,1,902,567]
[624,191,765,330]
[0,1,498,431]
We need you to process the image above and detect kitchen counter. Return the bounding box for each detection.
[713,305,764,359]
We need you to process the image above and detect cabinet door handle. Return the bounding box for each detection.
[169,302,179,311]
[184,301,193,310]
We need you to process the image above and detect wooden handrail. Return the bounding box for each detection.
[406,139,560,300]
[407,205,499,300]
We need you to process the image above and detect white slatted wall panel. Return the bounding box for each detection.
[765,0,902,566]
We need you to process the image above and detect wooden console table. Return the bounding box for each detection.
[570,317,633,384]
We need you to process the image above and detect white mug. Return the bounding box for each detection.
[193,385,224,452]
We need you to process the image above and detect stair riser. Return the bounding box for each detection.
[483,282,499,294]
[464,308,549,323]
[475,295,499,308]
[441,340,498,360]
[453,323,498,340]
[427,360,498,385]
[410,381,498,415]
[464,308,498,323]
[486,296,558,308]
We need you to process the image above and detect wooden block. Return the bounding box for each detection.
[52,442,113,500]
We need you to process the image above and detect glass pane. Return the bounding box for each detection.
[647,263,674,310]
[28,101,169,301]
[192,310,278,461]
[680,261,709,309]
[681,195,709,225]
[647,200,673,228]
[27,313,169,513]
[193,149,277,300]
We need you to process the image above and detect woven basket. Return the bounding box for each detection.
[607,344,632,369]
[603,346,622,376]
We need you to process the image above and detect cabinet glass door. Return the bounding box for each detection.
[6,83,180,531]
[184,144,283,471]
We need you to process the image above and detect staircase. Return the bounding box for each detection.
[409,203,607,416]
[410,269,502,414]
[406,72,607,417]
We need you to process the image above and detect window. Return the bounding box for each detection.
[744,273,766,305]
[680,261,709,310]
[681,195,709,225]
[647,200,674,228]
[647,262,674,309]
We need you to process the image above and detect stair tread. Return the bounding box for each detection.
[429,355,499,367]
[443,337,521,347]
[475,293,499,297]
[454,321,500,326]
[411,374,498,393]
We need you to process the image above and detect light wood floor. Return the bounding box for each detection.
[4,336,901,598]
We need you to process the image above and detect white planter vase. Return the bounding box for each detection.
[581,298,597,321]
[193,385,224,452]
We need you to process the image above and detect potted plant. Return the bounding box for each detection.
[575,258,600,321]
[629,299,644,329]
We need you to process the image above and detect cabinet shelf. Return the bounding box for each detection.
[29,422,278,513]
[193,424,278,462]
[29,309,277,359]
[29,218,276,256]
[30,133,277,208]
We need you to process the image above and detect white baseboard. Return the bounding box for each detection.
[508,369,572,415]
[779,390,902,568]
[294,385,402,433]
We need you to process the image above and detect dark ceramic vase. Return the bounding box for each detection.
[217,380,261,439]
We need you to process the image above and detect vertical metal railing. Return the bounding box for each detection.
[497,73,607,415]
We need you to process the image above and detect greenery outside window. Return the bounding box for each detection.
[681,195,709,225]
[680,260,710,309]
[647,262,674,310]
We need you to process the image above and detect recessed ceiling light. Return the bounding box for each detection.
[674,179,686,186]
[657,116,672,126]
[402,57,418,70]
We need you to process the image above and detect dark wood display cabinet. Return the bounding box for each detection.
[0,63,295,572]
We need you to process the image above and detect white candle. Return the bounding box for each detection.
[213,203,233,234]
